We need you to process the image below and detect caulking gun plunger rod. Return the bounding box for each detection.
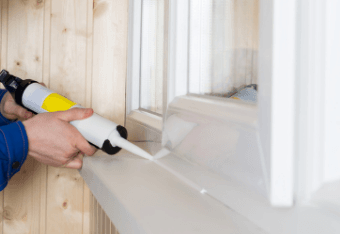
[0,70,153,160]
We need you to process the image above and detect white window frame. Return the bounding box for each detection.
[126,0,339,232]
[126,0,164,139]
[168,0,300,208]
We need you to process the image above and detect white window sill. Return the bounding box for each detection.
[79,148,266,234]
[80,145,339,234]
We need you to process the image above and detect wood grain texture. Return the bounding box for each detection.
[89,195,118,234]
[82,183,90,234]
[1,0,8,70]
[98,203,103,234]
[46,0,88,234]
[43,0,51,88]
[92,0,128,125]
[40,1,50,234]
[49,0,87,106]
[105,212,110,234]
[7,0,44,80]
[0,0,127,232]
[3,1,45,234]
[111,221,118,234]
[3,159,45,234]
[46,167,84,234]
[83,1,93,224]
[93,198,98,234]
[85,0,93,109]
[89,193,93,234]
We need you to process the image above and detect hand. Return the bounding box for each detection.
[0,92,33,120]
[23,107,97,169]
[0,82,46,120]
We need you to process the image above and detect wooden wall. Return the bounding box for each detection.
[90,193,119,234]
[0,0,128,233]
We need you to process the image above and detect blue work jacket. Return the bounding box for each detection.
[0,89,29,191]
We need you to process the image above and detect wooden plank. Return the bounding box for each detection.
[49,0,87,106]
[7,0,44,80]
[41,1,51,233]
[46,166,85,234]
[39,165,47,234]
[3,1,45,234]
[1,0,8,71]
[43,0,51,88]
[111,222,117,234]
[105,212,111,234]
[92,0,128,125]
[85,0,93,108]
[82,183,90,234]
[3,161,46,234]
[46,0,88,234]
[93,197,98,234]
[89,193,93,234]
[83,1,93,232]
[99,204,103,234]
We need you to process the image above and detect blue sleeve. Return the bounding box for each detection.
[0,89,16,126]
[0,121,29,191]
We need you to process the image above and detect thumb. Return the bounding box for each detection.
[65,153,83,169]
[56,107,94,122]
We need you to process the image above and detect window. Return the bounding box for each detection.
[126,0,339,232]
[188,0,258,98]
[140,0,165,114]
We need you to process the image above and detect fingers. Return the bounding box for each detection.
[2,93,33,119]
[55,107,96,156]
[65,153,83,169]
[11,104,33,119]
[56,107,93,122]
[75,136,97,156]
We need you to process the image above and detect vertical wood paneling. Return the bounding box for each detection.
[89,193,93,234]
[83,1,93,233]
[38,166,47,234]
[82,183,90,234]
[90,195,119,234]
[1,0,8,71]
[3,1,45,234]
[97,204,104,234]
[7,0,44,80]
[0,0,127,232]
[83,3,93,230]
[49,0,87,106]
[85,0,93,109]
[111,222,117,234]
[46,0,88,234]
[40,1,51,234]
[43,0,51,88]
[93,198,98,234]
[92,0,128,125]
[105,213,111,234]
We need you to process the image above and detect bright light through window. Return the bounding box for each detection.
[188,0,259,101]
[140,0,165,114]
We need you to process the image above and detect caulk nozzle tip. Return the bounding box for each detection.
[113,137,153,160]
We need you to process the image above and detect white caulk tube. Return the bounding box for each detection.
[0,70,152,160]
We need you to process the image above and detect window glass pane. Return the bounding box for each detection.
[188,0,259,102]
[140,0,165,114]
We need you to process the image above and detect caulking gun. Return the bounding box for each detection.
[0,70,152,160]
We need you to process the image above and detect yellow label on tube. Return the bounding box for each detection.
[42,93,76,112]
